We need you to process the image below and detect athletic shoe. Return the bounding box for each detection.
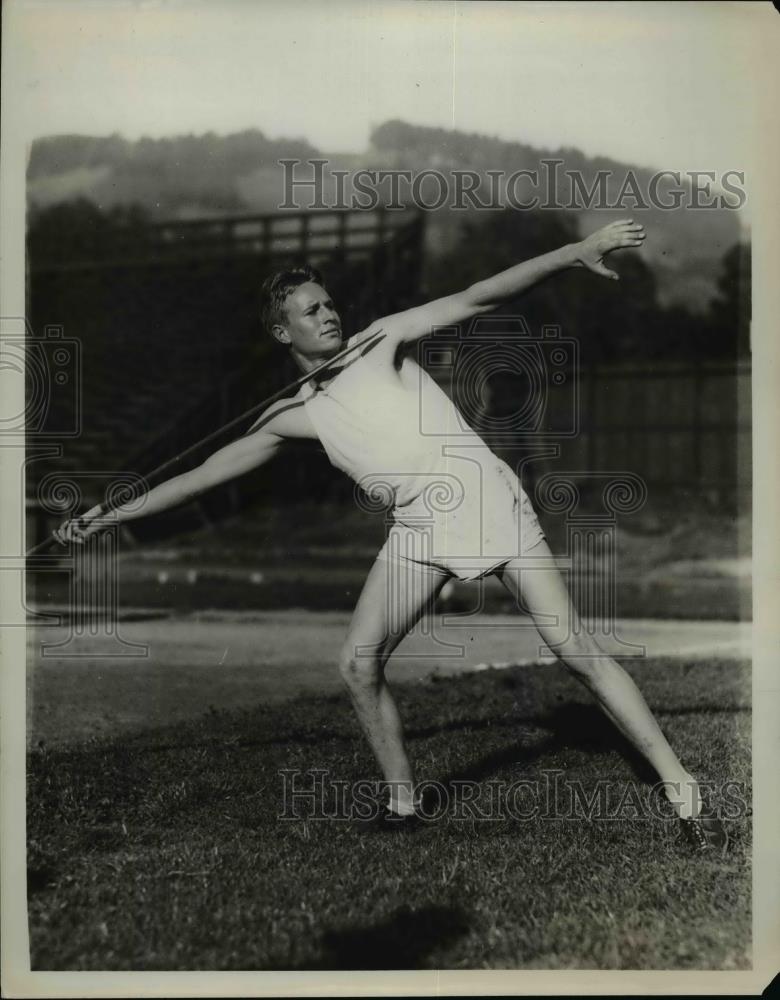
[679,814,729,854]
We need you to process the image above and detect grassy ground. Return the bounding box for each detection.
[27,656,750,971]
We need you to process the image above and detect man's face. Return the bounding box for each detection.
[275,282,342,358]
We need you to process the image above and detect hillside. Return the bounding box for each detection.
[28,122,743,310]
[367,121,742,311]
[27,130,318,217]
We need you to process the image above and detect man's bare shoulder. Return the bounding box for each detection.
[348,320,406,367]
[250,394,318,441]
[347,323,385,352]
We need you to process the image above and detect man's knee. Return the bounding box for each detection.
[338,645,383,689]
[550,629,607,677]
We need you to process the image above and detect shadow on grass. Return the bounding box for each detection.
[430,702,658,795]
[294,903,471,969]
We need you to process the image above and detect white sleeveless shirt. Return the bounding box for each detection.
[297,333,548,581]
[300,336,495,511]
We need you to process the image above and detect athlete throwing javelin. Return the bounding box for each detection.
[55,219,726,851]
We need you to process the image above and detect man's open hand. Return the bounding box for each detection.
[53,505,106,546]
[573,219,646,280]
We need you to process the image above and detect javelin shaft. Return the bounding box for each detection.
[26,330,382,557]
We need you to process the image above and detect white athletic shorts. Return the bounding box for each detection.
[376,458,546,582]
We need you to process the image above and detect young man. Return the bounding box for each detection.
[55,219,726,851]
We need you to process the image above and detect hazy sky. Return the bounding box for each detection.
[9,0,772,175]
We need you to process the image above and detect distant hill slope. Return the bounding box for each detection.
[28,123,743,309]
[27,130,319,217]
[366,121,743,311]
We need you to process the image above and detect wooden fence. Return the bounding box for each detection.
[476,360,751,502]
[30,208,423,274]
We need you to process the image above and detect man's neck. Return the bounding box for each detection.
[290,346,339,375]
[291,329,383,388]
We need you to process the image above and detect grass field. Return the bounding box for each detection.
[27,655,750,971]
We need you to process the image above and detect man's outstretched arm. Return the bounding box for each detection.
[383,218,645,344]
[53,427,284,544]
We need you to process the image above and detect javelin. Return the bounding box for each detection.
[26,329,384,557]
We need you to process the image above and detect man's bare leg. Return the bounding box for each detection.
[496,542,702,820]
[339,553,447,811]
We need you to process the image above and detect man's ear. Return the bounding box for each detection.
[271,324,291,346]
